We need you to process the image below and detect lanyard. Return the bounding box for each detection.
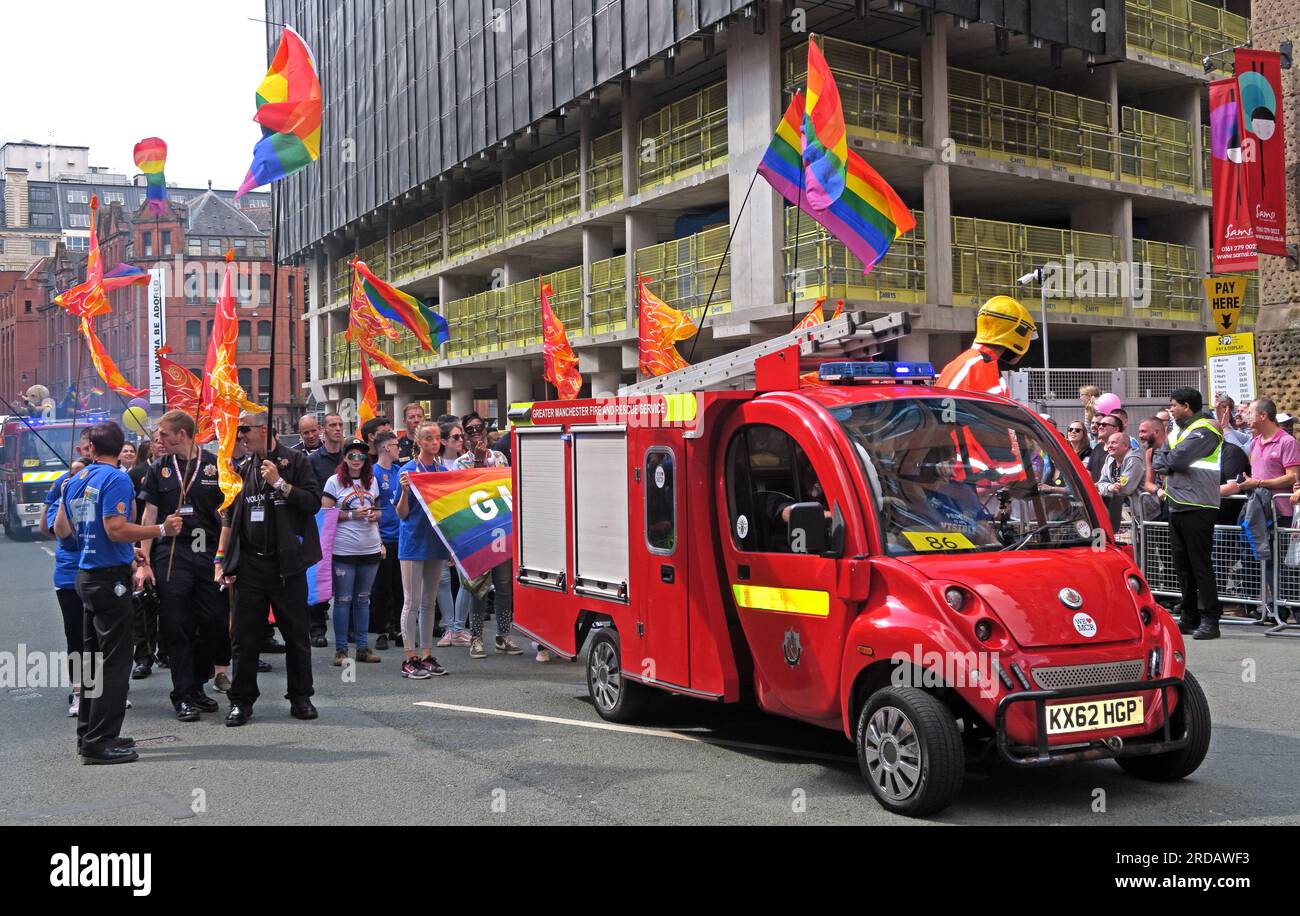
[414,457,437,473]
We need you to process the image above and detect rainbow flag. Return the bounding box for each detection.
[758,51,915,274]
[353,259,450,353]
[408,469,514,580]
[235,26,322,198]
[133,138,168,215]
[802,41,848,209]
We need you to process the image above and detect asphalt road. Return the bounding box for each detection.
[1,534,1297,826]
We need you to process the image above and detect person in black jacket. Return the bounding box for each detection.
[215,411,322,726]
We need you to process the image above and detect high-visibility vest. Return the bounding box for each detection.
[937,345,1008,397]
[1164,417,1222,509]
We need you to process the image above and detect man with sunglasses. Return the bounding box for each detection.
[1088,415,1123,481]
[453,412,522,659]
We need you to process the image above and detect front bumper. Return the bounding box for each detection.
[994,676,1187,767]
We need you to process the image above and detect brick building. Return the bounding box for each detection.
[0,263,52,404]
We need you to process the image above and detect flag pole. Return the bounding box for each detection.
[67,334,86,468]
[790,154,805,330]
[686,170,759,365]
[266,184,281,436]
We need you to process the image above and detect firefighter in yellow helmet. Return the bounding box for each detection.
[937,296,1037,397]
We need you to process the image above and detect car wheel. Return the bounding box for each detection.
[1117,670,1211,781]
[857,686,965,816]
[585,628,649,723]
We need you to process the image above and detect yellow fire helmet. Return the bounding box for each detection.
[974,295,1037,357]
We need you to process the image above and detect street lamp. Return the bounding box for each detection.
[1017,268,1049,375]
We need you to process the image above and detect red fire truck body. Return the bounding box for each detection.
[509,324,1208,815]
[0,415,97,540]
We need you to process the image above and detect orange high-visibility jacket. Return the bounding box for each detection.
[937,344,1007,397]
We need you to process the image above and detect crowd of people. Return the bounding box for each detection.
[1076,384,1300,640]
[43,401,537,765]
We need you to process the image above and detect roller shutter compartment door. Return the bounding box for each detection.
[572,430,630,601]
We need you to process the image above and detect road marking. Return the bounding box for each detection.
[414,701,855,763]
[39,545,54,557]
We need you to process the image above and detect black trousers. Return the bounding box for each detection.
[132,585,161,664]
[229,551,313,708]
[156,552,226,707]
[1169,507,1220,625]
[369,543,402,634]
[55,587,84,683]
[309,601,329,638]
[75,566,134,752]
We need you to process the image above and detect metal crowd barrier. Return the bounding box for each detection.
[1138,494,1298,634]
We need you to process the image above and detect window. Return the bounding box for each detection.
[186,320,201,352]
[209,268,222,303]
[287,275,296,308]
[238,368,252,394]
[186,238,201,256]
[251,238,268,257]
[24,300,32,314]
[141,231,152,257]
[30,212,55,227]
[205,238,223,256]
[645,448,677,554]
[31,240,50,256]
[259,274,272,304]
[233,238,247,254]
[66,189,89,204]
[257,320,272,351]
[30,188,50,203]
[238,320,251,351]
[161,231,172,255]
[206,320,213,339]
[258,368,271,400]
[66,213,90,228]
[0,239,5,253]
[102,191,124,205]
[65,237,87,251]
[726,425,826,555]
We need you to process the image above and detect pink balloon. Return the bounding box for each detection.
[1095,393,1122,414]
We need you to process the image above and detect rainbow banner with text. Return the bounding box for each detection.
[408,470,513,579]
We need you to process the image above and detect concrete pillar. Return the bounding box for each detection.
[921,22,952,307]
[582,225,614,336]
[1170,334,1204,368]
[580,348,623,397]
[898,330,931,364]
[725,0,783,314]
[579,105,594,210]
[621,81,652,198]
[624,210,657,327]
[502,254,534,287]
[450,387,473,417]
[1178,86,1204,193]
[308,249,323,385]
[506,359,533,407]
[1070,198,1134,314]
[1091,330,1139,368]
[439,273,469,304]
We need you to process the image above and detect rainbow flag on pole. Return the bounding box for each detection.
[133,138,168,215]
[353,259,450,353]
[758,38,915,273]
[408,470,514,580]
[235,26,322,198]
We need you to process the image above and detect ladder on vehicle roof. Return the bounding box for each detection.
[620,309,913,396]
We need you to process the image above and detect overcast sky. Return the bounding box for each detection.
[2,0,278,192]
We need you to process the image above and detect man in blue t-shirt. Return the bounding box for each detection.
[369,430,405,648]
[54,422,183,765]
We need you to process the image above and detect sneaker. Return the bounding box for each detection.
[401,658,431,680]
[451,631,472,647]
[420,656,449,677]
[495,636,523,655]
[437,631,453,647]
[469,637,486,659]
[355,647,382,663]
[67,693,79,717]
[536,649,553,663]
[333,650,349,666]
[213,672,232,693]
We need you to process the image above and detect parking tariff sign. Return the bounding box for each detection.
[1205,333,1256,407]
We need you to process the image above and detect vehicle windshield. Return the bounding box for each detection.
[19,425,76,468]
[832,397,1100,556]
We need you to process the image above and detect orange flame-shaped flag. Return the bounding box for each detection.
[358,354,379,425]
[156,346,216,442]
[637,275,698,377]
[540,281,581,400]
[794,296,828,331]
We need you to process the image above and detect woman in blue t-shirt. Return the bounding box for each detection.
[394,421,449,680]
[42,460,86,718]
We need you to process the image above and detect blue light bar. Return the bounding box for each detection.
[818,361,935,383]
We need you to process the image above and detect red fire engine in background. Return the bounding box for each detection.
[509,312,1209,816]
[0,415,99,540]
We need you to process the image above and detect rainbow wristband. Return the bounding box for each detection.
[214,551,226,563]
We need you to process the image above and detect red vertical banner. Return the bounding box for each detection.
[1209,78,1258,273]
[1234,49,1287,257]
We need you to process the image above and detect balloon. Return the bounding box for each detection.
[123,405,151,435]
[1095,393,1122,415]
[127,397,150,412]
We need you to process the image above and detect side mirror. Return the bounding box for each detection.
[787,502,828,555]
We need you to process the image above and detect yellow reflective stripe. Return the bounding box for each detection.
[663,393,698,423]
[21,472,62,483]
[732,583,830,617]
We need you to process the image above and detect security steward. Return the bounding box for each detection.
[937,295,1037,396]
[1153,387,1224,640]
[136,409,226,722]
[54,421,183,764]
[216,411,322,726]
